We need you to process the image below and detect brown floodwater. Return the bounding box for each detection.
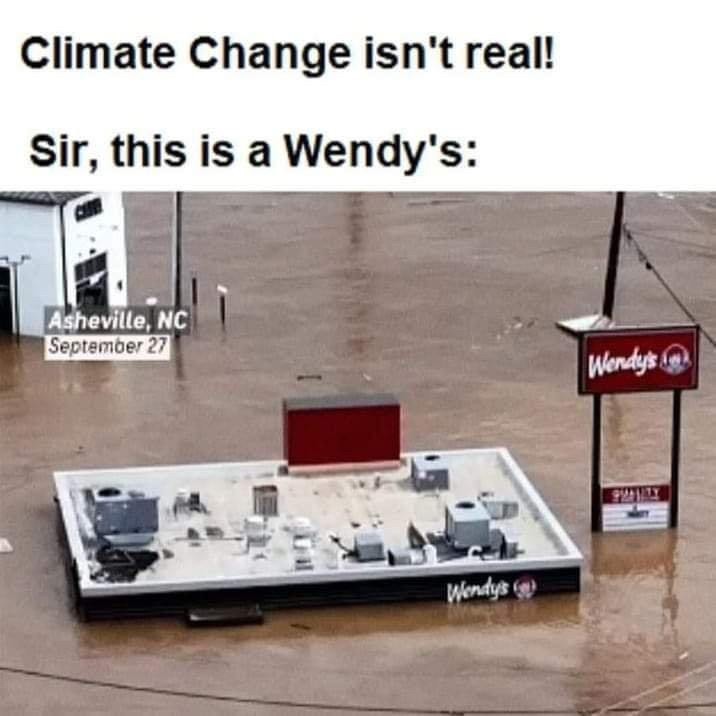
[1,192,716,715]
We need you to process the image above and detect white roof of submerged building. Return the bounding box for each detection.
[55,448,582,599]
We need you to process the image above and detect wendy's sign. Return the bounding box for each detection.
[578,325,699,395]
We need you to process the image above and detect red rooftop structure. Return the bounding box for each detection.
[282,393,401,469]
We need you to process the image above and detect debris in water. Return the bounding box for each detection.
[407,198,468,207]
[0,538,13,554]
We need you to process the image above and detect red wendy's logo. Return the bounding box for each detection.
[659,344,691,376]
[513,575,537,600]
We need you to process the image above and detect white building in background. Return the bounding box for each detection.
[0,192,127,337]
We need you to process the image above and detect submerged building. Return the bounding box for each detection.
[55,395,583,623]
[0,192,127,337]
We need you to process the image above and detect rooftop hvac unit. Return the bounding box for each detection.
[90,486,159,541]
[445,500,491,550]
[410,454,449,491]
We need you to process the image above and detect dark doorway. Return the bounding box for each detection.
[74,253,108,308]
[0,266,12,333]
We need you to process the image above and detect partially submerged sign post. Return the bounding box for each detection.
[557,193,701,532]
[575,324,700,531]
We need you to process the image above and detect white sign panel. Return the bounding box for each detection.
[601,484,670,532]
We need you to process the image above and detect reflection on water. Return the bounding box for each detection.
[581,532,690,711]
[341,193,373,360]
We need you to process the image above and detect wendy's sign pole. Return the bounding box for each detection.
[670,389,682,528]
[578,325,699,532]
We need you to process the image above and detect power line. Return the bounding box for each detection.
[622,229,716,257]
[0,665,572,715]
[1,664,715,714]
[623,225,716,349]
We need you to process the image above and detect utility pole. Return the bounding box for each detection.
[0,254,31,343]
[591,192,625,532]
[217,284,228,328]
[602,191,625,319]
[172,192,183,338]
[145,296,158,332]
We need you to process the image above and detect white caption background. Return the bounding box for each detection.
[1,0,714,190]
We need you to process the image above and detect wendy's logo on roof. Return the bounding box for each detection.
[659,344,691,376]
